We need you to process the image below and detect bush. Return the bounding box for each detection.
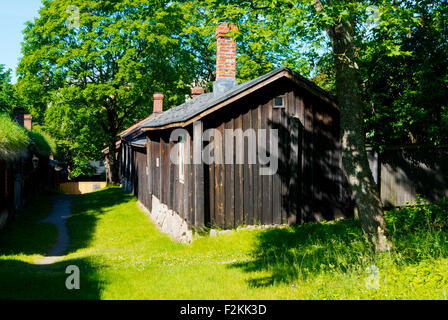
[385,196,448,234]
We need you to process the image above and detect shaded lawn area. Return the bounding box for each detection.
[1,187,448,299]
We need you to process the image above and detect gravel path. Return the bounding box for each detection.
[33,194,73,265]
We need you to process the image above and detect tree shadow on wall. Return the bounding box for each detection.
[379,146,448,206]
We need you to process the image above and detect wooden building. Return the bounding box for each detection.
[1,110,54,231]
[116,23,352,238]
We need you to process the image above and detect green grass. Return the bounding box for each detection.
[0,113,55,161]
[0,113,29,161]
[1,187,448,299]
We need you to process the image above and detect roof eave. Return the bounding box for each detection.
[141,69,337,131]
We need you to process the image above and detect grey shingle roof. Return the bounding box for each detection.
[130,137,146,147]
[139,67,336,129]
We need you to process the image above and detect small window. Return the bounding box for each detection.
[178,136,185,184]
[274,96,284,108]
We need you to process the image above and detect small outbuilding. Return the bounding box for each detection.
[118,23,352,241]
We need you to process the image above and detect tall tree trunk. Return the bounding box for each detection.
[107,140,119,185]
[329,17,392,252]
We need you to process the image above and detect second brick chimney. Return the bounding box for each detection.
[191,86,204,99]
[24,114,33,131]
[153,92,164,114]
[213,23,238,97]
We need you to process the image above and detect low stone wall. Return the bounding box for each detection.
[138,195,193,243]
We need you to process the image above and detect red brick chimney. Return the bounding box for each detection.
[153,93,164,114]
[24,115,32,131]
[191,86,204,99]
[213,23,238,96]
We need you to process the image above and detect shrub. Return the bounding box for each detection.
[385,196,448,234]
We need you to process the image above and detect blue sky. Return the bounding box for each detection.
[0,1,43,83]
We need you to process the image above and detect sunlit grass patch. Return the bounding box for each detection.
[1,186,448,299]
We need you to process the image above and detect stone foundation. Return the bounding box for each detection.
[138,195,193,243]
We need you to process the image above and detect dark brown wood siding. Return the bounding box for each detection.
[138,77,350,229]
[132,147,150,209]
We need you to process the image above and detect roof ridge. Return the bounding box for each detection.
[133,67,335,130]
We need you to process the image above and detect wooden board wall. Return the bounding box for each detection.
[200,78,347,228]
[138,78,349,229]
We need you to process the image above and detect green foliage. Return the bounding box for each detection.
[0,114,30,161]
[17,0,201,177]
[26,127,56,157]
[0,65,24,115]
[0,113,56,161]
[69,158,95,178]
[16,0,448,176]
[361,0,448,149]
[2,188,448,299]
[385,197,448,234]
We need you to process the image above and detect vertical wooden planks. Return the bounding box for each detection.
[208,145,215,226]
[146,137,153,209]
[189,129,195,225]
[153,138,160,200]
[193,121,205,229]
[252,107,260,224]
[183,130,192,221]
[304,97,314,220]
[225,117,235,228]
[234,113,244,226]
[288,92,300,224]
[261,101,273,225]
[272,104,282,225]
[280,92,291,223]
[169,140,175,210]
[242,109,252,225]
[214,122,225,228]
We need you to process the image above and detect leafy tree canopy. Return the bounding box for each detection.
[0,65,24,114]
[17,0,202,179]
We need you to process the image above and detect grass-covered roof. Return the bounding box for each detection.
[0,113,55,162]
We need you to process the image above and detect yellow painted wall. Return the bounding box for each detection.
[59,181,107,195]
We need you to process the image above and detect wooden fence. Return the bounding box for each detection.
[58,181,107,195]
[368,145,448,207]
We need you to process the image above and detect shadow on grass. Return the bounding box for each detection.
[0,195,56,256]
[229,219,371,287]
[230,217,448,288]
[67,187,135,254]
[0,258,103,299]
[0,187,132,299]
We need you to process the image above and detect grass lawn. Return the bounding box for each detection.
[1,187,448,299]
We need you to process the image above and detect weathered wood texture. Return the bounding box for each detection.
[131,78,351,229]
[59,181,107,194]
[368,146,448,207]
[200,79,348,227]
[1,155,54,231]
[132,147,151,209]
